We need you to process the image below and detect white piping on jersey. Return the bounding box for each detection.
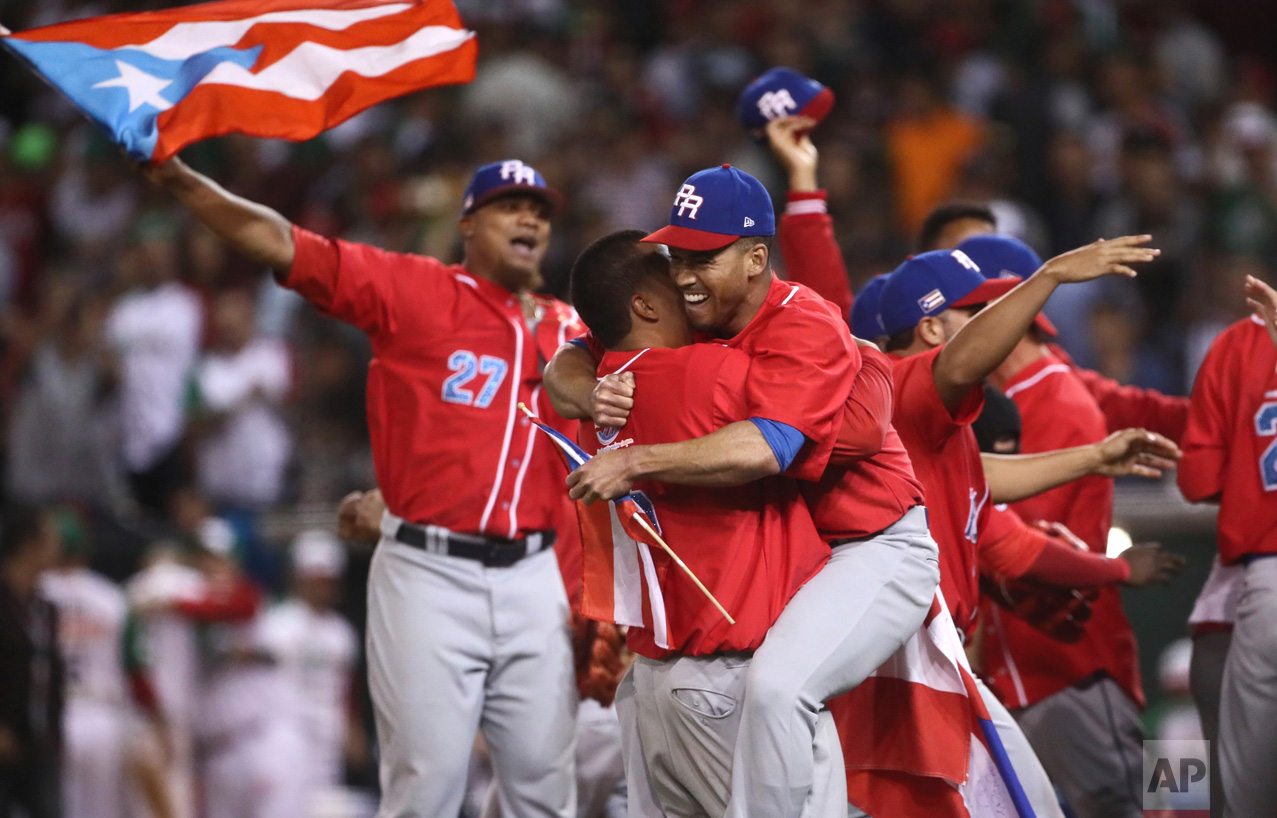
[558,306,581,347]
[990,605,1029,707]
[507,384,542,538]
[1266,390,1277,399]
[479,316,525,535]
[1003,363,1071,399]
[1252,314,1265,326]
[780,285,799,306]
[614,348,651,375]
[454,273,479,289]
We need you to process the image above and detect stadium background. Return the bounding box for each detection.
[0,0,1275,805]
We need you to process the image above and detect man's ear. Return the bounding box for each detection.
[915,315,946,347]
[458,214,475,240]
[744,242,770,279]
[631,290,659,323]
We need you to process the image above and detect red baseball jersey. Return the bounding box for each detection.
[1049,344,1189,443]
[579,345,829,659]
[889,347,989,634]
[1179,315,1277,564]
[806,346,925,540]
[981,351,1143,709]
[287,227,585,538]
[726,275,860,482]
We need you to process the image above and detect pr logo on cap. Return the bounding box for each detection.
[757,89,798,120]
[499,160,536,185]
[675,184,704,219]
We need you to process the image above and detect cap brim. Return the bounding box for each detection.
[1033,313,1059,337]
[800,86,835,126]
[466,184,564,216]
[953,276,1021,307]
[641,224,739,251]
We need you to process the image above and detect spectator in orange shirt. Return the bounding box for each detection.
[885,67,985,236]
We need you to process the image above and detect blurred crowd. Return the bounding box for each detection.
[0,0,1275,815]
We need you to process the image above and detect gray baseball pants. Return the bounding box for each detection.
[1014,675,1144,818]
[727,505,941,818]
[1220,557,1277,818]
[366,521,578,818]
[617,653,844,818]
[1190,629,1231,818]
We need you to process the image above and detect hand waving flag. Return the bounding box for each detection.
[1,0,477,162]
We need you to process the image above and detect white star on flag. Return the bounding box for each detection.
[92,60,174,112]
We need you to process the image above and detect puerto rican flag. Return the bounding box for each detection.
[523,409,675,650]
[831,592,1037,818]
[1,0,476,162]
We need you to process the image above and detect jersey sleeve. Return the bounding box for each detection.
[829,345,893,464]
[285,226,450,339]
[1054,346,1190,442]
[977,505,1050,581]
[779,192,853,319]
[893,346,985,451]
[744,300,860,481]
[1019,536,1130,587]
[1178,333,1236,503]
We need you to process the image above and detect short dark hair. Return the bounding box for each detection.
[917,202,996,252]
[0,504,47,562]
[884,327,916,353]
[570,230,668,348]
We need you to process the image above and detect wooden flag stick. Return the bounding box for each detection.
[630,512,736,626]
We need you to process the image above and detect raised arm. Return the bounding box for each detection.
[934,236,1159,412]
[981,428,1181,504]
[768,116,855,317]
[144,157,295,276]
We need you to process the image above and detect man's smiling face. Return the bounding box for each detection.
[667,240,760,336]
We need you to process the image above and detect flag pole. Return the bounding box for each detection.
[517,403,735,627]
[629,512,735,626]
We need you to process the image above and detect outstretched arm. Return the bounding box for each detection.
[981,428,1180,504]
[1246,274,1277,350]
[143,157,295,277]
[933,236,1159,412]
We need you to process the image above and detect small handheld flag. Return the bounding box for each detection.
[518,403,735,632]
[1,0,477,162]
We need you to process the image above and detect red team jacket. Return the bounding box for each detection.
[1178,315,1277,564]
[287,227,585,539]
[579,345,830,658]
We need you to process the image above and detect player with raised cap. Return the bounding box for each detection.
[140,154,585,818]
[546,163,938,818]
[1178,274,1277,818]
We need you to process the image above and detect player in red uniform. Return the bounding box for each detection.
[565,230,847,817]
[546,165,937,818]
[1178,274,1277,818]
[954,233,1188,818]
[142,157,585,818]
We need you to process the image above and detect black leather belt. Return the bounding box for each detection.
[393,522,555,568]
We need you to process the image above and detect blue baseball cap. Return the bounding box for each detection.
[462,159,563,216]
[850,274,889,339]
[737,68,835,135]
[642,164,775,251]
[956,234,1058,336]
[878,249,1021,337]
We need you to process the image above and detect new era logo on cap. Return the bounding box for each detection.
[643,164,775,251]
[462,159,563,216]
[737,67,836,137]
